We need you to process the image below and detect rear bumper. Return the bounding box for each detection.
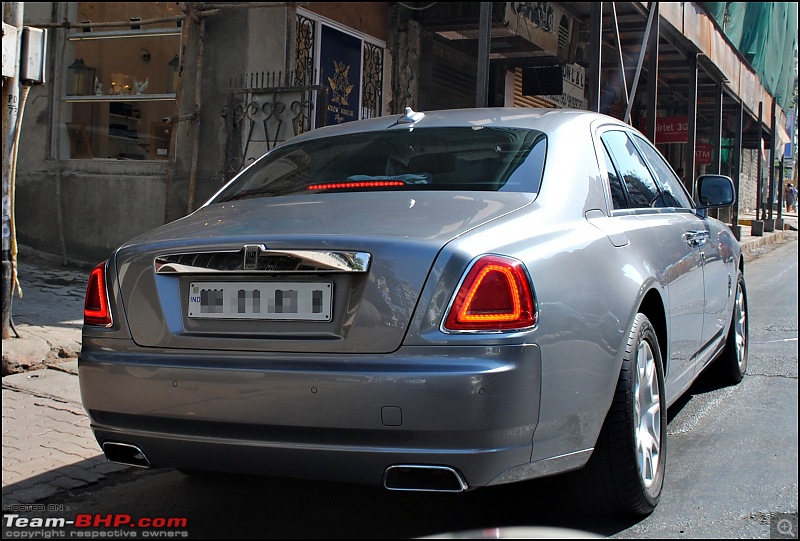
[79,343,543,488]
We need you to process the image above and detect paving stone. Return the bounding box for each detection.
[4,483,61,504]
[91,461,130,475]
[6,456,72,480]
[1,496,23,507]
[5,435,58,452]
[49,475,92,490]
[54,464,105,484]
[3,470,62,491]
[42,441,103,460]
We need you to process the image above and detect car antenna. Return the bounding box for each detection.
[388,106,425,128]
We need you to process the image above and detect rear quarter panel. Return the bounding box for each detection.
[404,116,669,462]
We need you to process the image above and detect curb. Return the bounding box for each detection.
[740,229,797,259]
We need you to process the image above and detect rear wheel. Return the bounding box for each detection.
[713,271,748,384]
[575,313,667,516]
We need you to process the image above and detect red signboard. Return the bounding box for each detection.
[695,143,712,164]
[655,116,688,143]
[639,116,689,144]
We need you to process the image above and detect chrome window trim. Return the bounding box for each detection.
[155,249,371,274]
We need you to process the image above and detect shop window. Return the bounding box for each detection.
[61,2,180,160]
[295,9,385,128]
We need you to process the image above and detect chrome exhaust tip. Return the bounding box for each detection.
[102,442,151,468]
[383,465,468,492]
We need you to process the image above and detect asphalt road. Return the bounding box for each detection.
[12,237,799,539]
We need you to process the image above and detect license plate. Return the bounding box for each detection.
[188,282,332,321]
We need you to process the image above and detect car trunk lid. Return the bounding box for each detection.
[115,191,533,353]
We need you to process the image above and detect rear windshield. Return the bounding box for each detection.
[212,127,547,202]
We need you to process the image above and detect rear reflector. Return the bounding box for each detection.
[84,261,112,327]
[443,255,536,332]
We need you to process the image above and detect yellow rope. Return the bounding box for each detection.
[10,86,31,299]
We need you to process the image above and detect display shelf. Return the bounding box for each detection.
[64,93,177,102]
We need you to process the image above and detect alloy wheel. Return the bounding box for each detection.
[734,286,747,372]
[633,339,661,489]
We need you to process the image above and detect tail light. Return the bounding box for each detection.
[84,261,113,327]
[443,255,536,332]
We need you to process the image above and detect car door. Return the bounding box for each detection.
[696,218,735,363]
[629,135,731,365]
[601,130,705,400]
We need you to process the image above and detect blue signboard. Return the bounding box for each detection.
[320,25,361,126]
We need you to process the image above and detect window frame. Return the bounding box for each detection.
[600,140,629,210]
[296,8,386,125]
[629,133,696,210]
[211,126,548,203]
[599,129,661,211]
[59,4,181,161]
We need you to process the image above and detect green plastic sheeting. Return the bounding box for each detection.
[701,2,797,112]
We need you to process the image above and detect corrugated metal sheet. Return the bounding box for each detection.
[429,40,477,110]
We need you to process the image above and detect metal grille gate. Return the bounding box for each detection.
[224,12,384,180]
[224,72,327,181]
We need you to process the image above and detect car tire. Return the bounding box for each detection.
[713,271,748,385]
[574,313,667,516]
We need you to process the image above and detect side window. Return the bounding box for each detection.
[601,131,661,208]
[632,134,694,209]
[601,143,627,209]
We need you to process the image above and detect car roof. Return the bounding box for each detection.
[288,107,631,144]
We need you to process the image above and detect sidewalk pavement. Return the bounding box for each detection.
[2,213,798,507]
[2,250,130,507]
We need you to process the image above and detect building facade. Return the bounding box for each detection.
[9,2,795,262]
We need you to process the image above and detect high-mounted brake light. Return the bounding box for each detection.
[307,181,405,191]
[443,255,536,332]
[84,261,113,327]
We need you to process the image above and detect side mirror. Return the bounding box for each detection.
[696,174,735,209]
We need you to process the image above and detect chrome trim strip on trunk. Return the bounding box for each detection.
[154,248,371,274]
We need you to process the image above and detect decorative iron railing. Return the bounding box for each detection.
[224,70,327,179]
